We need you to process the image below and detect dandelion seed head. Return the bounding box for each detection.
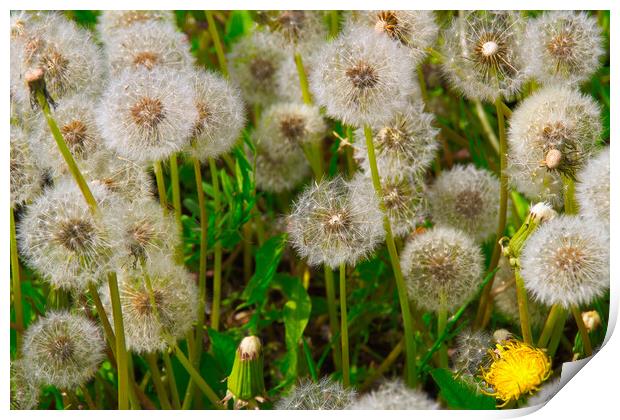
[452,328,493,377]
[520,215,609,308]
[576,147,609,229]
[10,126,44,208]
[97,10,175,40]
[23,311,105,389]
[84,151,154,201]
[97,68,197,163]
[276,53,318,102]
[253,142,310,193]
[507,86,601,208]
[275,377,356,410]
[288,176,385,268]
[266,11,328,53]
[428,165,501,242]
[311,25,415,127]
[402,226,484,312]
[11,360,39,410]
[348,378,439,410]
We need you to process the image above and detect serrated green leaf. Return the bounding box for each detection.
[431,368,496,410]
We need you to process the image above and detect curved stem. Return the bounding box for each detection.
[339,263,350,387]
[205,11,228,78]
[208,157,223,331]
[548,309,568,358]
[571,305,593,357]
[172,344,224,409]
[514,268,533,344]
[153,161,169,216]
[363,124,418,387]
[10,207,23,350]
[108,272,130,409]
[89,283,116,359]
[537,303,563,348]
[324,266,342,371]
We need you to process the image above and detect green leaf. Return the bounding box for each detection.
[208,328,240,376]
[240,234,287,307]
[431,368,496,410]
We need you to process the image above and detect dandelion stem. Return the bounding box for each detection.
[437,291,449,368]
[474,99,500,154]
[345,126,355,176]
[363,124,418,387]
[548,309,568,358]
[162,351,181,409]
[514,268,533,344]
[562,175,578,215]
[324,266,342,371]
[153,161,169,216]
[339,262,350,387]
[205,11,228,78]
[571,305,593,357]
[108,271,130,409]
[88,283,116,358]
[208,157,223,331]
[538,303,563,348]
[145,353,172,410]
[169,153,184,262]
[10,207,23,350]
[295,52,313,105]
[329,11,339,38]
[360,338,404,392]
[172,344,224,409]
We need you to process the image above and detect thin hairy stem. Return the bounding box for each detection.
[208,157,223,331]
[324,266,342,371]
[339,262,350,387]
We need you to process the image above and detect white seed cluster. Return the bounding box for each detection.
[275,377,357,410]
[452,329,492,377]
[348,378,439,410]
[576,147,609,229]
[10,126,44,208]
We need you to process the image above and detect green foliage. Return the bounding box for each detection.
[431,368,496,410]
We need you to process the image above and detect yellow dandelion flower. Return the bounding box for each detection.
[480,340,552,407]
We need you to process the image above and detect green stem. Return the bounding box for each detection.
[329,10,339,38]
[474,99,500,154]
[345,126,355,176]
[417,67,430,105]
[208,157,223,331]
[145,353,172,410]
[537,303,563,348]
[571,305,593,357]
[172,344,224,409]
[10,207,23,350]
[162,351,181,409]
[153,161,169,216]
[108,272,130,410]
[562,175,578,215]
[88,283,116,359]
[169,154,184,263]
[437,291,448,369]
[548,309,568,358]
[360,338,404,391]
[205,11,228,78]
[514,268,533,344]
[324,266,342,371]
[363,124,417,387]
[339,262,350,387]
[294,52,312,105]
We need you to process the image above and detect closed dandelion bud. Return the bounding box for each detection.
[401,226,484,312]
[353,100,439,179]
[352,11,439,66]
[275,377,356,410]
[452,329,493,377]
[576,147,609,229]
[18,179,115,290]
[441,11,527,102]
[11,360,39,410]
[524,11,604,86]
[288,176,385,269]
[100,258,199,353]
[224,336,266,409]
[97,68,197,162]
[228,31,286,107]
[10,126,44,208]
[503,202,557,261]
[253,142,310,193]
[104,21,194,75]
[526,377,561,407]
[507,86,601,207]
[186,69,246,161]
[479,339,552,407]
[310,25,415,127]
[582,310,602,333]
[255,102,326,159]
[265,11,328,53]
[97,10,175,41]
[520,215,609,308]
[428,165,501,242]
[22,311,105,389]
[348,378,439,410]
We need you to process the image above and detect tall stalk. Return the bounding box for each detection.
[363,124,417,387]
[571,305,593,357]
[537,303,563,348]
[208,157,223,331]
[205,11,228,78]
[514,269,533,344]
[10,207,23,349]
[169,154,184,263]
[108,272,130,409]
[437,291,448,369]
[153,161,169,216]
[145,353,172,409]
[339,263,350,387]
[324,267,342,371]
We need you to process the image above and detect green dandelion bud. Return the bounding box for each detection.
[224,336,266,409]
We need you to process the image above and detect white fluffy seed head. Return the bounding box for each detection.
[275,377,357,410]
[22,311,105,389]
[254,102,326,159]
[228,31,286,107]
[253,142,310,193]
[310,25,415,127]
[521,216,609,308]
[354,99,439,179]
[452,328,493,377]
[18,179,118,291]
[348,378,439,410]
[186,69,246,160]
[576,147,609,229]
[103,21,194,75]
[441,11,528,102]
[428,164,501,242]
[30,94,105,178]
[351,11,439,67]
[529,202,558,224]
[100,258,199,353]
[276,53,318,103]
[97,68,197,163]
[10,125,44,208]
[507,86,601,208]
[97,10,175,41]
[524,11,604,87]
[10,359,39,410]
[288,176,385,268]
[402,226,484,312]
[265,11,328,54]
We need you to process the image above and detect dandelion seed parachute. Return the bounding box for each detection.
[18,179,117,290]
[275,53,318,103]
[84,151,154,201]
[10,126,44,208]
[10,360,39,410]
[97,68,197,163]
[348,378,439,410]
[253,143,310,193]
[428,164,501,242]
[520,215,609,308]
[452,328,493,377]
[97,10,175,41]
[441,11,527,102]
[401,226,484,312]
[104,21,194,75]
[353,99,439,179]
[22,311,105,389]
[288,176,385,269]
[575,147,609,229]
[507,86,601,208]
[228,31,286,107]
[524,11,604,87]
[275,377,357,410]
[310,25,415,127]
[186,69,246,161]
[100,257,199,353]
[265,10,328,53]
